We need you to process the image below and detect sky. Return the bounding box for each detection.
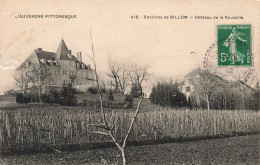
[0,0,259,95]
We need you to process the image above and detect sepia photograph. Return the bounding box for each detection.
[0,0,259,164]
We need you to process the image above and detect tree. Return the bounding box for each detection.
[107,89,114,101]
[170,82,189,107]
[49,89,62,104]
[237,69,258,109]
[14,69,32,94]
[107,57,120,91]
[16,93,30,104]
[87,31,144,165]
[128,64,150,96]
[60,83,77,106]
[149,86,157,104]
[190,72,215,110]
[107,57,129,93]
[30,65,53,103]
[149,80,189,108]
[124,94,134,108]
[130,84,142,98]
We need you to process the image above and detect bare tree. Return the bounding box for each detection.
[107,57,129,93]
[117,64,130,93]
[107,57,120,91]
[14,69,32,94]
[128,64,150,95]
[237,69,258,109]
[87,31,143,165]
[190,72,215,110]
[30,65,53,103]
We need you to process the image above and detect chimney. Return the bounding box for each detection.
[37,48,42,53]
[77,52,82,62]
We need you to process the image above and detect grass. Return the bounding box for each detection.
[0,96,16,107]
[0,100,259,154]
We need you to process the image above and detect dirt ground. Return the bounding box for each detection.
[1,134,259,165]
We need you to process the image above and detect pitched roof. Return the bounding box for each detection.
[184,67,205,78]
[36,51,56,60]
[55,39,70,60]
[239,80,257,92]
[184,68,257,91]
[17,39,93,70]
[16,50,40,70]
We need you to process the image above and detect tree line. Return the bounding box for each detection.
[16,83,77,106]
[14,65,52,103]
[103,57,150,96]
[149,80,192,108]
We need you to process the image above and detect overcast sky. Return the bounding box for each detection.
[0,0,259,94]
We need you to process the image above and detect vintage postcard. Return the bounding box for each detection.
[0,0,259,164]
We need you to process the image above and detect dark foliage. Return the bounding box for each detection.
[49,89,62,104]
[88,87,98,94]
[16,93,30,104]
[60,83,77,106]
[130,84,142,98]
[83,100,125,109]
[101,88,106,94]
[88,87,106,94]
[107,89,114,101]
[124,94,134,108]
[83,94,133,109]
[150,81,190,108]
[42,94,51,103]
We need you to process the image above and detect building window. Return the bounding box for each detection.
[186,86,191,92]
[63,70,67,75]
[63,80,67,85]
[55,70,59,75]
[70,71,75,76]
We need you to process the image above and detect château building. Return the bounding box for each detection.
[179,68,259,110]
[17,39,96,92]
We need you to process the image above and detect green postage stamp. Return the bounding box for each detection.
[217,24,252,66]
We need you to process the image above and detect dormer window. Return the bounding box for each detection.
[48,60,53,65]
[77,63,80,69]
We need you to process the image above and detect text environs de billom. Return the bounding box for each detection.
[15,14,77,19]
[144,15,188,19]
[143,15,243,19]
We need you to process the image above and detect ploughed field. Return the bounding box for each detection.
[0,98,259,155]
[1,134,259,164]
